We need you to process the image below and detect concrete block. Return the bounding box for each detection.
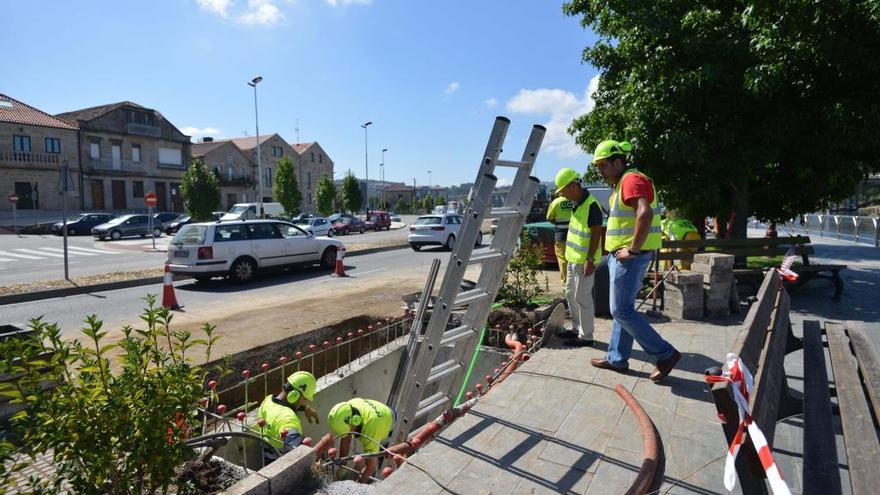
[668,271,703,286]
[692,253,735,270]
[219,472,269,495]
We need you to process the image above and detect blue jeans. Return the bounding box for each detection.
[606,253,676,368]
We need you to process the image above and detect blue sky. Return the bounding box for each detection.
[2,0,601,188]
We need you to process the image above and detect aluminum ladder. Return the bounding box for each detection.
[388,117,545,444]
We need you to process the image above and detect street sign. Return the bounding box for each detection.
[145,192,157,207]
[8,193,18,204]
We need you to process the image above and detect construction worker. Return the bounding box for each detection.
[257,371,320,463]
[554,168,604,347]
[660,215,701,269]
[327,398,395,483]
[589,140,680,382]
[546,193,574,284]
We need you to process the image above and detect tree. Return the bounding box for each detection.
[341,172,363,213]
[395,198,407,214]
[315,174,336,216]
[423,195,435,212]
[411,196,421,214]
[563,1,880,238]
[180,158,221,222]
[273,155,302,217]
[437,196,447,206]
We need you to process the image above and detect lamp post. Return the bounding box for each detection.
[248,75,264,217]
[361,121,372,212]
[428,170,432,200]
[381,148,388,209]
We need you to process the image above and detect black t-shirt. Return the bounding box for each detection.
[573,189,604,229]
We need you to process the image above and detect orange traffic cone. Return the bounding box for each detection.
[162,264,182,310]
[332,257,348,277]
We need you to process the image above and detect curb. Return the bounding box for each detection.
[0,243,411,307]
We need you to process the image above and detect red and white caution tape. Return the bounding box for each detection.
[706,353,792,494]
[777,247,799,282]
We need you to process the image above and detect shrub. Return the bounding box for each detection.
[498,231,548,307]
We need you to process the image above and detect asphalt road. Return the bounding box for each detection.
[1,241,468,337]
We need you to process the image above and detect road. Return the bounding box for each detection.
[0,218,416,286]
[1,241,471,339]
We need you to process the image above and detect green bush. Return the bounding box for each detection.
[0,295,225,494]
[498,231,548,308]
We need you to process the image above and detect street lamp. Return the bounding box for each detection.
[428,170,432,199]
[381,148,388,209]
[248,75,264,217]
[361,121,372,212]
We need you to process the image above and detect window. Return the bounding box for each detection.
[227,153,233,165]
[319,153,323,164]
[44,137,61,154]
[214,224,249,242]
[13,135,31,152]
[308,193,312,205]
[239,167,244,178]
[227,166,233,180]
[310,152,315,163]
[132,144,141,162]
[271,145,283,157]
[133,181,144,198]
[158,147,182,165]
[307,172,311,190]
[89,142,100,159]
[265,168,273,188]
[247,223,283,240]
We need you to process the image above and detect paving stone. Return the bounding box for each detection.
[584,446,646,495]
[608,396,674,456]
[512,458,594,495]
[538,386,620,473]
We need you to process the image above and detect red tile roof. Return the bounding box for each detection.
[209,135,275,151]
[0,93,78,130]
[292,142,314,154]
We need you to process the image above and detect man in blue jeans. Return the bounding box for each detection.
[589,140,680,382]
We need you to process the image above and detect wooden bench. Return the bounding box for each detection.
[659,235,846,300]
[707,270,880,494]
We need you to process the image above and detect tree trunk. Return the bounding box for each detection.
[730,179,749,240]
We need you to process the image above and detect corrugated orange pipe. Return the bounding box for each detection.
[614,384,660,495]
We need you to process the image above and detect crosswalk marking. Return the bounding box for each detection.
[14,248,65,258]
[0,250,43,260]
[41,247,100,256]
[66,246,120,255]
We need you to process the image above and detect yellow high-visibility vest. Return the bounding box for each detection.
[605,169,662,252]
[257,395,303,449]
[564,192,602,265]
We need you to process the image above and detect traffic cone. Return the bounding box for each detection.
[162,264,182,310]
[332,257,348,277]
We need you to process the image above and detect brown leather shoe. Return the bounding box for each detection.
[590,358,629,373]
[650,350,681,382]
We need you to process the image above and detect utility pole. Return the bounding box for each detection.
[361,121,372,213]
[381,148,388,209]
[248,75,264,217]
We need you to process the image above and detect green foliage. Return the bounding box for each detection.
[315,174,336,217]
[498,231,548,308]
[341,172,363,213]
[437,196,447,206]
[273,155,302,217]
[422,195,435,212]
[394,198,407,214]
[180,158,221,222]
[563,1,880,236]
[0,295,225,494]
[410,196,420,214]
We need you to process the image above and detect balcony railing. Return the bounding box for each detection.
[219,175,255,187]
[0,150,61,165]
[86,157,145,173]
[126,123,162,137]
[158,162,187,170]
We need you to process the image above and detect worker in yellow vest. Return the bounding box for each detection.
[660,216,701,269]
[554,168,604,347]
[257,371,320,463]
[589,140,680,382]
[328,398,395,483]
[546,194,574,284]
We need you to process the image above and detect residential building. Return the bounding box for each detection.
[0,93,79,212]
[383,183,416,205]
[192,138,256,209]
[292,142,334,213]
[56,101,191,212]
[211,134,294,206]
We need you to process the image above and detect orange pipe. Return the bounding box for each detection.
[614,384,659,495]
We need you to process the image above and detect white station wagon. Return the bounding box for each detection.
[166,220,345,283]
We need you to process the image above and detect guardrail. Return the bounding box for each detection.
[752,214,880,247]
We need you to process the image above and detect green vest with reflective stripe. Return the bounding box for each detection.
[661,218,698,240]
[605,169,662,252]
[547,197,573,228]
[257,395,303,449]
[564,192,602,265]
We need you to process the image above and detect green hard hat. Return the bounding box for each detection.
[327,401,357,436]
[554,168,582,194]
[286,371,316,402]
[591,139,632,164]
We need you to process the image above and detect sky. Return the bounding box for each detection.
[2,0,601,188]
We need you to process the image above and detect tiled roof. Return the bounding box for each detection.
[0,93,78,130]
[191,140,228,157]
[292,142,314,154]
[56,101,147,124]
[384,184,415,192]
[210,135,275,151]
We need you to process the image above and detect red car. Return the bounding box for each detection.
[365,211,391,231]
[331,217,366,235]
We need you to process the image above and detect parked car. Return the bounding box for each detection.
[408,213,482,251]
[365,211,391,231]
[153,212,180,225]
[327,213,354,223]
[331,216,366,235]
[51,213,115,235]
[92,214,161,240]
[164,213,223,234]
[221,202,284,221]
[291,213,316,223]
[296,217,333,237]
[166,220,346,283]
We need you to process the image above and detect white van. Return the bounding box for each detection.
[221,203,285,221]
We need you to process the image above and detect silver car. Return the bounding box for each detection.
[92,214,161,240]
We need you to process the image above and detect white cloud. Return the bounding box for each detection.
[496,177,513,187]
[505,75,599,159]
[324,0,372,6]
[444,81,460,95]
[196,0,231,17]
[484,97,498,108]
[239,0,284,25]
[183,127,221,139]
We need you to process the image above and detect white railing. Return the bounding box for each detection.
[752,214,880,247]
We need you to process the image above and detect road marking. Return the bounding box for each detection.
[14,248,65,258]
[41,247,99,256]
[65,246,120,255]
[0,257,16,262]
[0,250,43,260]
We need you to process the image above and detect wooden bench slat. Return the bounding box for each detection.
[826,322,880,495]
[663,235,811,249]
[731,270,781,372]
[802,320,842,495]
[656,246,813,261]
[845,322,880,423]
[748,287,791,445]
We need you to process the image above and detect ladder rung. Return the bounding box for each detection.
[454,289,492,307]
[416,392,450,419]
[469,250,506,264]
[427,359,462,385]
[439,324,476,346]
[495,159,529,169]
[489,207,522,218]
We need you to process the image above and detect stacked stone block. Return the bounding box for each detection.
[664,271,704,320]
[692,253,736,318]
